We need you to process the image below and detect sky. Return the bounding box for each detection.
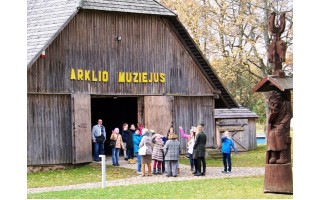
[0,0,319,199]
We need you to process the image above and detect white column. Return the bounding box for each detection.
[99,155,106,188]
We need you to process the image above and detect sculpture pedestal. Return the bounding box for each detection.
[264,163,293,194]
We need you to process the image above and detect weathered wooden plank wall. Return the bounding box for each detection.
[216,118,257,151]
[27,10,214,96]
[248,118,257,150]
[27,94,72,165]
[174,97,215,154]
[144,96,173,134]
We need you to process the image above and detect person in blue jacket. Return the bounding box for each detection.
[221,130,237,173]
[132,128,142,174]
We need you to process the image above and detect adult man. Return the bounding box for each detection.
[193,123,207,176]
[121,123,130,161]
[91,119,106,162]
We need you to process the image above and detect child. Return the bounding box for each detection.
[151,133,164,174]
[179,126,196,172]
[221,130,237,173]
[132,129,142,174]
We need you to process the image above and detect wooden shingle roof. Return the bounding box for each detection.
[253,76,293,92]
[27,0,79,68]
[215,108,259,119]
[81,0,176,16]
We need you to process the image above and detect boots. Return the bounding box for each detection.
[147,164,152,176]
[157,168,162,175]
[141,164,146,177]
[152,168,157,175]
[269,151,277,164]
[276,150,288,164]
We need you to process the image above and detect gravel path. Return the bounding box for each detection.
[28,157,265,194]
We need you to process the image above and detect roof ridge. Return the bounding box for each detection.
[152,0,177,16]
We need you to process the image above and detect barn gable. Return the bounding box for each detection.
[27,0,238,108]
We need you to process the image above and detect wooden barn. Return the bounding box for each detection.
[27,0,249,166]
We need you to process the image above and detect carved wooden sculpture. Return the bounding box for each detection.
[267,90,292,164]
[253,12,293,194]
[267,12,287,77]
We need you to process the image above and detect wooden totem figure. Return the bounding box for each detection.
[262,12,293,194]
[268,12,287,78]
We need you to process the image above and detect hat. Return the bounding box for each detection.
[198,122,205,127]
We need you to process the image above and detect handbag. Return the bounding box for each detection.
[96,134,105,143]
[138,139,147,155]
[109,140,116,148]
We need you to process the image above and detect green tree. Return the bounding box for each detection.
[160,0,293,125]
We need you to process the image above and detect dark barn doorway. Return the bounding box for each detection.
[91,97,138,155]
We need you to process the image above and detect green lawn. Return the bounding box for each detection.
[28,145,268,189]
[28,176,293,199]
[181,145,267,167]
[27,163,138,188]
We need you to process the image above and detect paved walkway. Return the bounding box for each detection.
[28,157,265,194]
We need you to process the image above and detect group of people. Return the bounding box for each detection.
[91,119,238,177]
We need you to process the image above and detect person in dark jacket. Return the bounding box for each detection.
[193,123,207,176]
[126,127,134,161]
[121,123,130,161]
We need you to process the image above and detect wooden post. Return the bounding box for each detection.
[264,163,293,194]
[99,155,106,188]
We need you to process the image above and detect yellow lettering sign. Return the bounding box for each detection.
[98,71,102,82]
[153,73,159,82]
[142,72,148,83]
[133,73,139,83]
[71,69,164,84]
[77,69,84,80]
[92,71,98,81]
[84,70,90,81]
[160,73,165,83]
[118,72,125,82]
[102,71,108,82]
[126,72,132,83]
[70,68,76,80]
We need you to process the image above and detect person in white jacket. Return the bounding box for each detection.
[179,126,196,172]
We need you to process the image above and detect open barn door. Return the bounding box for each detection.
[71,94,92,164]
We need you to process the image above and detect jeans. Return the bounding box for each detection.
[112,147,120,164]
[135,152,141,172]
[223,153,232,172]
[94,142,105,161]
[188,153,194,169]
[127,148,134,159]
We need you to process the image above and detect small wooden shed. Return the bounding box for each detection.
[215,107,259,151]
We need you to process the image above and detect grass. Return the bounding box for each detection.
[27,163,138,188]
[27,176,293,199]
[180,145,267,167]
